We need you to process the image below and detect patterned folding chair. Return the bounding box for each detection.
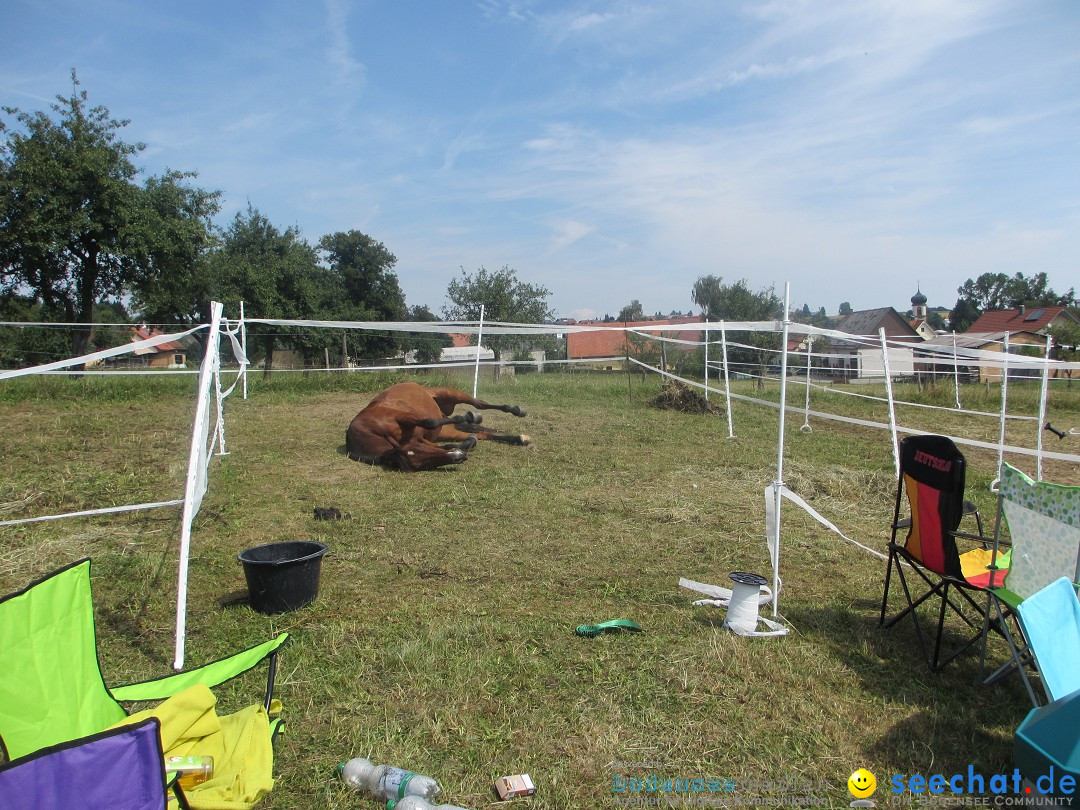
[0,717,188,809]
[980,465,1080,705]
[880,435,1007,671]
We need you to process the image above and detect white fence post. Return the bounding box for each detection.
[879,328,900,481]
[473,304,485,399]
[173,301,224,671]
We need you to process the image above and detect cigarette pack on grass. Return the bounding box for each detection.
[494,773,535,800]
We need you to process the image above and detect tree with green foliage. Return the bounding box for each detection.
[209,205,325,375]
[400,304,451,365]
[443,265,556,364]
[950,272,1075,333]
[0,295,133,369]
[691,275,782,385]
[0,295,73,368]
[1047,317,1080,388]
[317,230,406,360]
[948,298,980,333]
[128,171,221,326]
[618,299,645,322]
[0,71,218,360]
[838,301,853,315]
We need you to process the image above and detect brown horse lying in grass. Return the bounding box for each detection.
[345,382,531,471]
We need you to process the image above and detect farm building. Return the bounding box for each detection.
[821,307,924,380]
[116,326,188,369]
[916,330,1046,384]
[566,316,703,370]
[965,305,1079,336]
[437,333,495,364]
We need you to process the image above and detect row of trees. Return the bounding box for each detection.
[1,73,556,371]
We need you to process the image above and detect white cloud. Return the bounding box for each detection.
[568,12,614,32]
[548,220,595,253]
[325,0,366,88]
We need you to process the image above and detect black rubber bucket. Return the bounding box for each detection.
[238,541,330,615]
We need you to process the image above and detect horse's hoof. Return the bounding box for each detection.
[448,449,468,463]
[466,411,482,424]
[518,435,532,446]
[512,406,527,417]
[460,436,478,451]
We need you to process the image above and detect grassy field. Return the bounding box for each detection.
[1,369,1078,808]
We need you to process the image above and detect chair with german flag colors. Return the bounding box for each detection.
[879,434,1008,671]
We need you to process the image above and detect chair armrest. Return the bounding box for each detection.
[952,530,1010,551]
[110,633,288,704]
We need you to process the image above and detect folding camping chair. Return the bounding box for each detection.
[0,717,189,810]
[879,434,1006,671]
[979,465,1080,705]
[0,558,287,769]
[1014,577,1080,705]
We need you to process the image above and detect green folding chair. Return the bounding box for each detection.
[0,558,287,762]
[979,464,1080,705]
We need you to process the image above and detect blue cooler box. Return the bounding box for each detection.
[1014,688,1080,798]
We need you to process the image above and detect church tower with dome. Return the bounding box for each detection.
[908,286,934,339]
[911,287,928,320]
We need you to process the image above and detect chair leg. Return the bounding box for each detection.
[880,551,896,627]
[263,650,279,713]
[891,559,937,669]
[931,582,951,670]
[172,782,192,810]
[997,605,1041,707]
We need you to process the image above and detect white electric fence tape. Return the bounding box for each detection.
[0,500,184,528]
[678,578,787,637]
[628,358,1080,465]
[0,323,207,381]
[766,485,889,562]
[679,578,774,607]
[725,578,788,637]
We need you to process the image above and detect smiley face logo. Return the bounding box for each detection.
[848,768,877,799]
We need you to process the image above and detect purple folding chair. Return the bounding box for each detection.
[0,717,188,810]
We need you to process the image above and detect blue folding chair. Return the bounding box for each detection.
[1015,576,1080,704]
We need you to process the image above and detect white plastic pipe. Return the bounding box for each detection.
[703,327,709,401]
[720,323,734,439]
[952,331,961,410]
[240,300,248,401]
[173,302,223,671]
[1036,335,1053,481]
[772,284,792,619]
[994,333,1010,490]
[472,304,485,399]
[880,328,900,481]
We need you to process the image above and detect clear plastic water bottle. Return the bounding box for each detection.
[387,797,470,810]
[337,757,441,802]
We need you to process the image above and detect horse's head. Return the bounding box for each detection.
[392,442,468,472]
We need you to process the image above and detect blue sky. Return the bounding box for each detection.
[2,0,1078,321]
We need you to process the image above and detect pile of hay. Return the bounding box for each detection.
[648,379,724,415]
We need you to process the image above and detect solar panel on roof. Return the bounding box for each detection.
[1024,309,1044,321]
